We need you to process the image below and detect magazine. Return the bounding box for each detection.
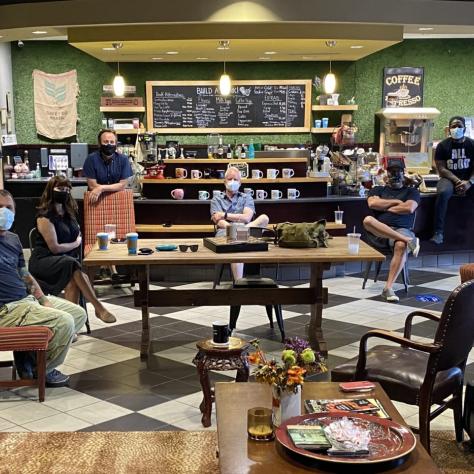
[287,425,332,451]
[304,398,391,419]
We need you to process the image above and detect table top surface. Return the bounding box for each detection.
[83,237,384,266]
[215,382,440,474]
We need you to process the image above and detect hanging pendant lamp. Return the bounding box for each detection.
[218,40,232,96]
[323,61,336,94]
[112,42,125,97]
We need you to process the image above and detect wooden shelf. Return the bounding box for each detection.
[115,129,145,135]
[312,105,358,111]
[142,177,330,184]
[160,158,308,164]
[311,127,336,134]
[100,106,146,112]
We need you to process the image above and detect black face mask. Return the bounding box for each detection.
[53,190,69,204]
[387,170,404,189]
[100,144,116,156]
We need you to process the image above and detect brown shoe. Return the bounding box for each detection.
[96,310,117,323]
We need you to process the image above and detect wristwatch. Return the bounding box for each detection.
[224,211,228,220]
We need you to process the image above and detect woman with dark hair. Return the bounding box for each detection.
[28,176,116,323]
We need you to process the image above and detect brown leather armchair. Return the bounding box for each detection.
[331,280,474,453]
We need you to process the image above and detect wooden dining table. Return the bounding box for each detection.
[83,237,384,358]
[215,382,441,474]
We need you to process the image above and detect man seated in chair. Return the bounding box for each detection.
[211,167,269,280]
[0,190,87,387]
[363,160,420,303]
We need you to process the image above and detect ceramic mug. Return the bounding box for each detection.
[171,188,185,200]
[282,168,295,179]
[251,169,263,179]
[287,188,300,200]
[243,188,254,196]
[271,189,283,200]
[215,170,225,179]
[175,168,188,179]
[266,169,279,179]
[198,190,210,200]
[212,190,224,199]
[191,169,203,179]
[256,189,268,200]
[203,168,212,179]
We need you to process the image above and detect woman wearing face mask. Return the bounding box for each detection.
[431,116,474,244]
[210,166,269,279]
[28,176,117,323]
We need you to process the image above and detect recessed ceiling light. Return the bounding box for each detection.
[196,57,208,60]
[0,36,3,39]
[259,57,271,60]
[418,27,434,31]
[264,51,277,55]
[32,30,48,35]
[152,57,163,60]
[102,47,115,51]
[350,45,364,49]
[166,51,179,55]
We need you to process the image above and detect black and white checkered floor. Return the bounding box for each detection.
[0,265,471,433]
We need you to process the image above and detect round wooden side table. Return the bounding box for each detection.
[192,337,250,427]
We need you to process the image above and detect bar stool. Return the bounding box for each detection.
[192,337,249,427]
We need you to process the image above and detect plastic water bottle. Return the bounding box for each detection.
[35,163,41,178]
[247,139,255,159]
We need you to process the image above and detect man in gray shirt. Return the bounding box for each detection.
[210,167,269,279]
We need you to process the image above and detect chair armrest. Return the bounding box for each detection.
[403,310,442,339]
[355,329,442,378]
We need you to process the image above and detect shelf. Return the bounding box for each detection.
[115,129,145,135]
[311,128,337,134]
[100,106,146,112]
[159,158,308,164]
[142,177,330,184]
[312,105,358,111]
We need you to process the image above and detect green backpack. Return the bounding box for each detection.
[274,220,330,248]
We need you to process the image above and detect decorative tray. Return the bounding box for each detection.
[203,236,268,253]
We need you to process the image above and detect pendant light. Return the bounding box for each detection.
[218,40,231,97]
[323,40,337,94]
[112,42,125,97]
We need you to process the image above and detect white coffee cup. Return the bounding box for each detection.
[256,189,268,200]
[252,169,263,179]
[212,190,224,199]
[287,188,300,199]
[266,169,279,179]
[198,190,210,200]
[243,188,254,196]
[191,169,203,179]
[282,168,295,178]
[347,233,361,255]
[271,189,283,200]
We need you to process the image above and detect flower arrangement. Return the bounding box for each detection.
[248,337,327,394]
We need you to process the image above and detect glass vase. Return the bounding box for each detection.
[271,384,301,428]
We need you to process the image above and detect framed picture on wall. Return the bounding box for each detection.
[382,67,424,108]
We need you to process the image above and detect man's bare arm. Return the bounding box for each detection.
[367,196,403,211]
[435,160,461,184]
[226,207,254,224]
[387,200,419,215]
[18,267,51,306]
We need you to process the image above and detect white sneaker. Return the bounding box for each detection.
[408,237,420,258]
[382,288,399,303]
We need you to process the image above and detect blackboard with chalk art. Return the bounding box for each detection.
[383,67,424,108]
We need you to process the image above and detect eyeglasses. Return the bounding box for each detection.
[450,124,464,129]
[179,244,199,252]
[53,187,71,192]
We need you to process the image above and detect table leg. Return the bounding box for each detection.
[196,360,213,428]
[307,263,329,356]
[138,265,150,360]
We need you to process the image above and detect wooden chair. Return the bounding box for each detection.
[29,228,91,334]
[0,326,53,402]
[331,280,474,453]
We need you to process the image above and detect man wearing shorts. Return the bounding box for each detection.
[363,161,420,303]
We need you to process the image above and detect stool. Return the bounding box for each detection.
[192,337,249,427]
[460,264,474,283]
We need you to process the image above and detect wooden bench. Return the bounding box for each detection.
[135,222,346,233]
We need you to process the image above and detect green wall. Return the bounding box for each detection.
[11,39,474,145]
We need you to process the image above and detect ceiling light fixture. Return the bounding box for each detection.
[218,40,231,97]
[152,57,163,60]
[166,51,178,55]
[323,40,337,94]
[418,27,434,31]
[111,42,125,97]
[259,57,271,60]
[264,51,277,55]
[32,30,48,35]
[196,57,208,60]
[102,47,115,51]
[350,45,364,49]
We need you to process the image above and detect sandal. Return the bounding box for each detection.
[96,310,117,323]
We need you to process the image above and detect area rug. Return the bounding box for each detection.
[0,431,219,474]
[431,431,474,474]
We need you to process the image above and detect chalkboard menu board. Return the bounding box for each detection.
[146,80,311,133]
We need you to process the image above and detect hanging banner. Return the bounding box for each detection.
[33,69,79,139]
[382,67,424,108]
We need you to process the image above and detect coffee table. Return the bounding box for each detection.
[215,382,441,474]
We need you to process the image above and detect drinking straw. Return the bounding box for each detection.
[337,205,340,211]
[353,226,356,234]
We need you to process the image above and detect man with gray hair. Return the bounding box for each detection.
[211,167,269,280]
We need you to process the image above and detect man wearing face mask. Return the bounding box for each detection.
[363,160,420,303]
[0,189,86,386]
[83,129,133,204]
[430,116,474,244]
[211,167,269,279]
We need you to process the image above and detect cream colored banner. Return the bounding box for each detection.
[33,69,79,139]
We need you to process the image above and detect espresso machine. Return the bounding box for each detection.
[137,132,158,162]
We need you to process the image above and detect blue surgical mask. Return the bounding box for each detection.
[0,207,15,231]
[225,179,240,192]
[450,127,464,140]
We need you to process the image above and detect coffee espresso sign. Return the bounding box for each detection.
[382,67,424,108]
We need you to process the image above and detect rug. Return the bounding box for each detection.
[431,431,474,474]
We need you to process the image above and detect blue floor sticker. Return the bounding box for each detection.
[416,294,442,303]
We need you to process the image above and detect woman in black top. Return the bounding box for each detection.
[29,176,116,323]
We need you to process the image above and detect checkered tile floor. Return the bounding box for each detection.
[0,265,470,433]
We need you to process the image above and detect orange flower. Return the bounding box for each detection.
[248,352,261,364]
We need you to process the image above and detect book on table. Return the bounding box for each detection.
[304,398,391,419]
[286,425,332,451]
